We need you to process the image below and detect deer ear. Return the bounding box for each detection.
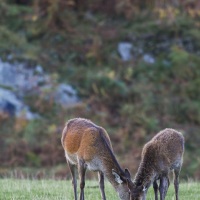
[112,169,123,184]
[124,168,131,179]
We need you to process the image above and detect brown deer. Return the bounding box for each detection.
[61,118,133,200]
[126,128,184,200]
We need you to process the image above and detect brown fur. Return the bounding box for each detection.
[127,128,184,200]
[61,118,112,161]
[61,118,132,200]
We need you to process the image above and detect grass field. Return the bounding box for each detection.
[0,179,199,200]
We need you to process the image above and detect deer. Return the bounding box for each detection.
[126,128,184,200]
[61,118,134,200]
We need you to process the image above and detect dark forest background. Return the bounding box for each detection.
[0,0,200,180]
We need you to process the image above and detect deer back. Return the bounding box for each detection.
[61,118,113,162]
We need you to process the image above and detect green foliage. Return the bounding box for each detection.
[23,120,47,147]
[0,26,24,49]
[0,25,38,60]
[170,46,190,65]
[26,152,41,167]
[1,0,200,179]
[0,1,32,30]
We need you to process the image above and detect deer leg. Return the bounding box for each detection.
[67,160,77,200]
[159,176,169,200]
[142,190,148,200]
[98,171,106,200]
[174,168,181,200]
[153,180,159,200]
[78,159,87,200]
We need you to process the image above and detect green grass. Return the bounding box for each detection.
[0,179,199,200]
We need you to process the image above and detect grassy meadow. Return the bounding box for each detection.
[0,179,199,200]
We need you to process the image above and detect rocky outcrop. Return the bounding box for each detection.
[0,59,78,119]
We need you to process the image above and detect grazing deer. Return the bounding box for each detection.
[126,128,184,200]
[61,118,133,200]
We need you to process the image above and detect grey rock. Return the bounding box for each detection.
[55,84,78,107]
[143,54,155,64]
[0,88,37,119]
[0,59,45,93]
[0,59,79,119]
[118,42,133,61]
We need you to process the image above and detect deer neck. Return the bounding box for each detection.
[104,167,129,200]
[134,161,154,188]
[100,156,129,200]
[102,158,124,187]
[96,135,129,199]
